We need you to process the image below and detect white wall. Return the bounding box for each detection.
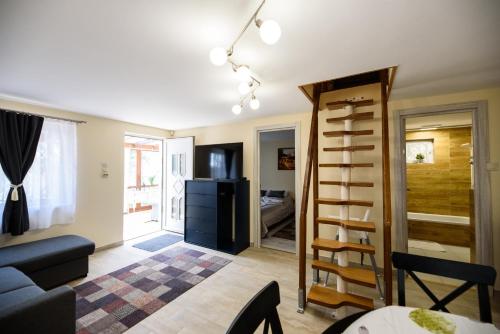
[260,138,295,198]
[0,98,169,248]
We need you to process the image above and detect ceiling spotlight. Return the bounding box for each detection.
[238,82,252,95]
[256,19,281,45]
[235,65,252,82]
[209,47,229,66]
[232,104,242,115]
[250,96,260,110]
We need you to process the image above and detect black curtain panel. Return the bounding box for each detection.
[0,110,44,235]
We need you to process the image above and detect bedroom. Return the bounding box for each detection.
[258,129,298,253]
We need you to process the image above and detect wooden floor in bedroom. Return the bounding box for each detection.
[70,231,500,333]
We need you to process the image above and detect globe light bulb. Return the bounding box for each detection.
[235,65,251,82]
[232,104,242,115]
[250,97,260,110]
[259,20,281,45]
[209,47,228,66]
[238,82,251,95]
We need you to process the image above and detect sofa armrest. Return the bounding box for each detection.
[0,285,75,334]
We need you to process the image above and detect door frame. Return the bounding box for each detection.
[123,132,166,236]
[253,123,301,254]
[393,101,493,266]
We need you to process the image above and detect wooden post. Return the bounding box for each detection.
[380,69,393,305]
[298,84,320,312]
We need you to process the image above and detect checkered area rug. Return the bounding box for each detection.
[75,246,231,333]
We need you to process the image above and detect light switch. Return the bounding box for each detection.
[101,163,109,178]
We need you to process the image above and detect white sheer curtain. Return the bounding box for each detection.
[0,118,77,230]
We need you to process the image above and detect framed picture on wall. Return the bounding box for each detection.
[278,147,295,170]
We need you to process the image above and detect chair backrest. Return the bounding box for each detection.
[226,281,283,334]
[392,251,497,323]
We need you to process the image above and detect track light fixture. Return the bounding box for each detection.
[209,0,280,114]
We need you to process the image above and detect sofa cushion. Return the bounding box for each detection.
[0,267,38,294]
[0,235,95,274]
[0,285,44,312]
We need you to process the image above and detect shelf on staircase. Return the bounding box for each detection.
[323,145,375,152]
[320,181,374,187]
[319,163,373,168]
[311,238,375,254]
[311,260,376,288]
[316,217,376,232]
[307,285,374,310]
[315,198,373,207]
[323,130,374,137]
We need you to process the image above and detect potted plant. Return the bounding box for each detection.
[415,153,425,163]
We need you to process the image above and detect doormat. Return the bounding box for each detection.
[132,233,183,252]
[75,246,231,333]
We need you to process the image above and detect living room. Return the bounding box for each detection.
[0,1,499,333]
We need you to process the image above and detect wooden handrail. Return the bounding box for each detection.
[380,69,393,305]
[298,84,320,311]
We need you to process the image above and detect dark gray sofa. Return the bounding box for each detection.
[0,234,95,289]
[0,267,75,334]
[0,235,95,334]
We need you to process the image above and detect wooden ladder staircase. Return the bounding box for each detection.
[297,68,396,316]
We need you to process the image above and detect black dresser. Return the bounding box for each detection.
[184,179,249,254]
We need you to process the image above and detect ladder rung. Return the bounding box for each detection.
[311,260,376,288]
[316,198,373,207]
[326,99,374,110]
[320,181,374,187]
[323,145,375,152]
[319,163,373,168]
[326,112,373,123]
[323,130,374,137]
[312,238,375,254]
[307,285,374,310]
[316,217,376,232]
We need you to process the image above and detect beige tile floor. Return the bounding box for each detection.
[71,231,500,333]
[123,211,161,241]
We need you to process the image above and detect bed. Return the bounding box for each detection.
[260,191,295,237]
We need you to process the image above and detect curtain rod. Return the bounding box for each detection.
[1,109,87,124]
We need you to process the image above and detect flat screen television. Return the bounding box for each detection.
[195,142,243,180]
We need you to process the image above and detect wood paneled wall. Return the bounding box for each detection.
[406,127,472,217]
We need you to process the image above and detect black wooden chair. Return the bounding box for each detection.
[226,281,283,334]
[392,251,497,323]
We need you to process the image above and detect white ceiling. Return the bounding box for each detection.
[0,0,499,130]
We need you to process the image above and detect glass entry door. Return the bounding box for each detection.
[123,135,164,240]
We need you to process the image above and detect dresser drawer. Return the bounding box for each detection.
[185,217,216,234]
[185,205,216,221]
[185,229,217,249]
[186,193,216,208]
[186,181,217,195]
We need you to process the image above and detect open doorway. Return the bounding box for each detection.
[123,135,164,240]
[404,112,474,263]
[258,129,297,253]
[394,101,493,270]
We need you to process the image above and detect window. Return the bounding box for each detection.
[0,118,77,230]
[406,139,434,164]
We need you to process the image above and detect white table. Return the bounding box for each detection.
[344,306,499,334]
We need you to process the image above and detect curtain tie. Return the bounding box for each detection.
[9,183,23,201]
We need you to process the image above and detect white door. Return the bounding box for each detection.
[165,137,194,233]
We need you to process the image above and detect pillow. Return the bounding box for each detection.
[260,190,268,197]
[267,190,285,198]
